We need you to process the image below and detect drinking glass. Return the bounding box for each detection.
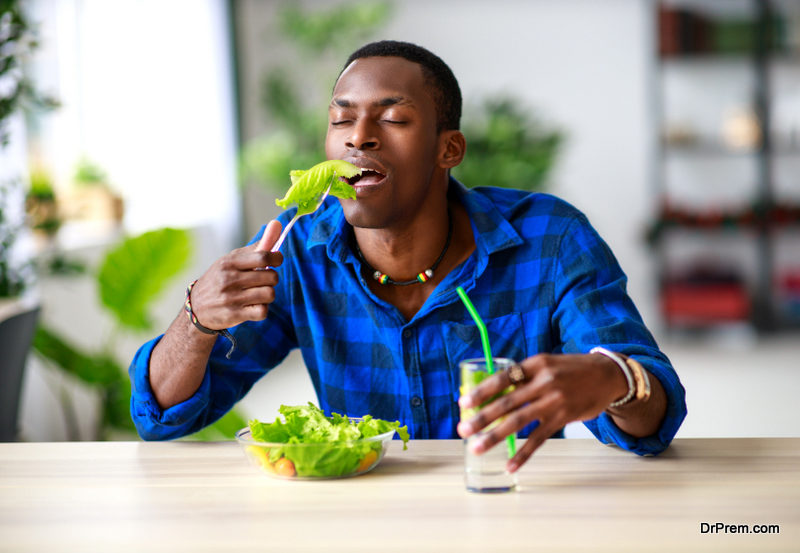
[459,357,518,493]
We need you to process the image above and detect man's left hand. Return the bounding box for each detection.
[456,353,630,472]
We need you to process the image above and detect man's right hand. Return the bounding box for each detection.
[187,220,284,331]
[148,220,284,410]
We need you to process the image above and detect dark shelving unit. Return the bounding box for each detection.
[651,0,800,333]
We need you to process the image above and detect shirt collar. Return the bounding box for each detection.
[306,177,524,264]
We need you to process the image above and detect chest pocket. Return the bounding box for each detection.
[441,312,528,407]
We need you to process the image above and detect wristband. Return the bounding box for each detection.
[184,279,237,359]
[622,355,652,403]
[590,346,635,408]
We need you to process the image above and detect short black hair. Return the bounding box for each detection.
[340,40,462,131]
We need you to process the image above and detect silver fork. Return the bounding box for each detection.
[270,179,334,253]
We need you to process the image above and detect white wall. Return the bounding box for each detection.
[27,0,240,250]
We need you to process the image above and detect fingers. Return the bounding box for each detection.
[457,385,529,437]
[235,266,280,289]
[223,222,284,272]
[256,220,282,252]
[459,368,519,411]
[189,222,286,329]
[230,249,283,271]
[465,390,563,456]
[455,354,568,470]
[507,417,565,472]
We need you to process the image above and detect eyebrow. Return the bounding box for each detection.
[331,96,411,108]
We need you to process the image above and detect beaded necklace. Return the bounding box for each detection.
[354,209,453,286]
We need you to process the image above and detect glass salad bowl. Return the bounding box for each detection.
[235,422,397,480]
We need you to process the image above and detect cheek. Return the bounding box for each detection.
[393,131,437,159]
[324,131,336,158]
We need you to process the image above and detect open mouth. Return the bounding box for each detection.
[343,169,386,187]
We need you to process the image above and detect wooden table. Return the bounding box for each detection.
[0,438,797,552]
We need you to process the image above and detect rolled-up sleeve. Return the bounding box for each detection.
[553,215,687,456]
[585,353,687,456]
[128,335,214,440]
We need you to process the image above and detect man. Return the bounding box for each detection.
[130,41,686,472]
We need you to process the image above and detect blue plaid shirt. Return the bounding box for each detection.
[130,179,686,455]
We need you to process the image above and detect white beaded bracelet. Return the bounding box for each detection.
[590,346,635,408]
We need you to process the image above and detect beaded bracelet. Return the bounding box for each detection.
[590,346,635,408]
[184,279,237,359]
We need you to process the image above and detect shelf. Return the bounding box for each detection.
[657,2,797,59]
[646,203,800,243]
[661,142,760,157]
[660,51,800,64]
[661,282,751,326]
[661,141,800,156]
[653,0,800,332]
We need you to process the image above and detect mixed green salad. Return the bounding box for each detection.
[246,403,409,478]
[275,159,361,215]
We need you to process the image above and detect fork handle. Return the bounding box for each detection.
[270,212,301,253]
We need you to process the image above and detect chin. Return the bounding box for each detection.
[340,201,383,229]
[342,200,383,228]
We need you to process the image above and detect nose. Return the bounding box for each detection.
[345,120,379,150]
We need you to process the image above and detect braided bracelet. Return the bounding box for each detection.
[184,279,237,359]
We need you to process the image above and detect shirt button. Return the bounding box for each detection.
[410,396,423,408]
[402,329,412,339]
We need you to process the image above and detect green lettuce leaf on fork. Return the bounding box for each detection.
[248,403,409,478]
[275,159,361,215]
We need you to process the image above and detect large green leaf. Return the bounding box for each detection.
[33,326,121,386]
[33,325,136,438]
[97,228,191,331]
[102,377,136,435]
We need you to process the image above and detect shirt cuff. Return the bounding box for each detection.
[129,335,212,440]
[583,363,687,456]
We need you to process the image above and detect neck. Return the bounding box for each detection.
[354,207,451,285]
[353,199,476,321]
[356,209,452,286]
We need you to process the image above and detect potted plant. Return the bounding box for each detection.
[32,227,246,441]
[60,157,124,223]
[454,97,564,192]
[24,166,61,239]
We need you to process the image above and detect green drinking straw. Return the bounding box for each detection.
[455,286,517,459]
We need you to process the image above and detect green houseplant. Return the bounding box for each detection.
[61,158,124,223]
[455,97,564,192]
[33,227,246,440]
[25,167,61,237]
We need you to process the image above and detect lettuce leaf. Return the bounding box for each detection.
[275,160,360,215]
[248,403,409,478]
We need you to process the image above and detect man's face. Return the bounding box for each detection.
[326,56,443,229]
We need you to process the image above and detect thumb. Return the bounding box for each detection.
[255,220,283,252]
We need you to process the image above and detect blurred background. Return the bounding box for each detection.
[1,0,798,443]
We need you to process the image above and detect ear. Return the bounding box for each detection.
[438,130,466,170]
